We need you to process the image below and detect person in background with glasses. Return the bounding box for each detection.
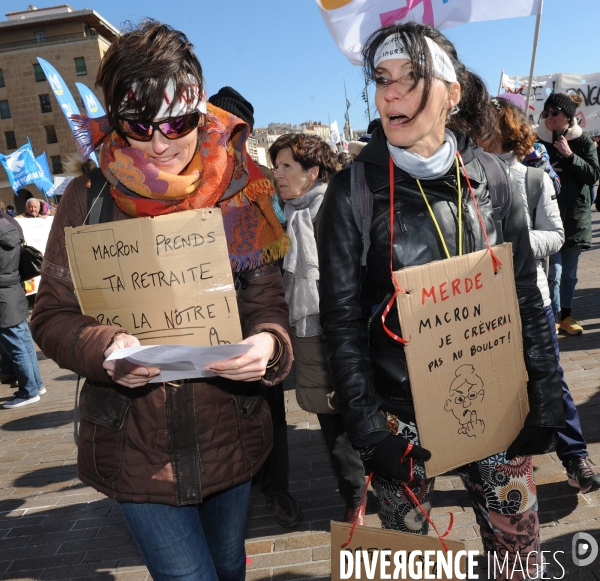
[537,92,600,335]
[482,93,600,494]
[30,20,292,581]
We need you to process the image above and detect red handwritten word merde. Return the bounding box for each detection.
[421,273,483,305]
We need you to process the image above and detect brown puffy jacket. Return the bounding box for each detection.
[30,176,292,505]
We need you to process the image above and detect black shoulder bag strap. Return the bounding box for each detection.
[477,152,511,244]
[86,168,115,225]
[350,161,374,267]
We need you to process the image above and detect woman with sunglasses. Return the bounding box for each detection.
[317,22,564,578]
[30,20,292,581]
[537,92,600,335]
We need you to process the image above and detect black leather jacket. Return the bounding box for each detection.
[317,129,565,447]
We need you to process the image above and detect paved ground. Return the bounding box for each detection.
[2,214,600,580]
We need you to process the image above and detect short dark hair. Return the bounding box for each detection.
[269,134,339,183]
[96,19,204,128]
[362,22,495,142]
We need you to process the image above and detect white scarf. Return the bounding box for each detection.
[387,130,457,180]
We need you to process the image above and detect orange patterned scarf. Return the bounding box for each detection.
[72,104,288,271]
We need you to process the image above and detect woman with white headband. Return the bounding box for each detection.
[318,23,564,578]
[30,20,292,581]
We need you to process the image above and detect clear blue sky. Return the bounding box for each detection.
[21,0,600,130]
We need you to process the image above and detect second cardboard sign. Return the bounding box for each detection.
[394,244,529,478]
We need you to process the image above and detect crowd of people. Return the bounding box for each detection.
[2,15,599,581]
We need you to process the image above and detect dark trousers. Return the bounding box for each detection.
[545,307,588,465]
[317,413,366,509]
[120,481,251,581]
[260,383,289,495]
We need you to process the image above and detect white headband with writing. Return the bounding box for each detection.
[374,34,457,84]
[121,76,207,119]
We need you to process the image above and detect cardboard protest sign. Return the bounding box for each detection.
[394,244,529,478]
[331,521,468,581]
[65,209,242,346]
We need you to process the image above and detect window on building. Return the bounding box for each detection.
[0,70,5,88]
[35,31,46,43]
[0,100,11,119]
[39,94,52,113]
[50,155,63,174]
[4,131,16,150]
[33,63,46,82]
[74,57,87,76]
[44,125,58,144]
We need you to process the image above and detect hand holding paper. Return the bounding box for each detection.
[105,342,253,384]
[103,334,160,388]
[205,332,276,382]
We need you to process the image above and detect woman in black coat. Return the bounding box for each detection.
[318,22,564,578]
[537,92,600,335]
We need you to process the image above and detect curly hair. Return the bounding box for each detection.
[97,19,204,128]
[269,134,339,182]
[362,22,495,143]
[489,98,536,158]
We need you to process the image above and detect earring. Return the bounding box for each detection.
[449,105,460,116]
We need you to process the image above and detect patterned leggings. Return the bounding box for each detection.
[372,414,540,580]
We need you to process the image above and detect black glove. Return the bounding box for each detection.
[506,425,554,460]
[361,434,431,482]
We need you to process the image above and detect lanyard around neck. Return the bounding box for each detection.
[382,152,502,345]
[415,156,463,259]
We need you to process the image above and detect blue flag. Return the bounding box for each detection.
[75,82,106,118]
[36,57,98,164]
[0,142,43,193]
[33,153,56,197]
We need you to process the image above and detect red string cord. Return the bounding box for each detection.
[401,483,454,553]
[382,156,409,345]
[457,152,503,273]
[341,472,374,548]
[399,442,454,552]
[340,443,455,552]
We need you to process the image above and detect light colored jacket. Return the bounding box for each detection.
[502,154,564,306]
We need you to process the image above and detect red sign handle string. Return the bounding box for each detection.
[340,442,455,552]
[399,443,454,552]
[456,152,503,274]
[341,472,374,548]
[381,156,410,345]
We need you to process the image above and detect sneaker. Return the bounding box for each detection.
[566,456,599,493]
[560,316,583,335]
[3,395,41,409]
[265,490,302,528]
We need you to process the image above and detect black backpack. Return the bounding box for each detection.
[350,152,513,267]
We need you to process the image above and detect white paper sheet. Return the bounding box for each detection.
[105,343,251,383]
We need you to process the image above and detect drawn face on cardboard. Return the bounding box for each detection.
[444,364,484,426]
